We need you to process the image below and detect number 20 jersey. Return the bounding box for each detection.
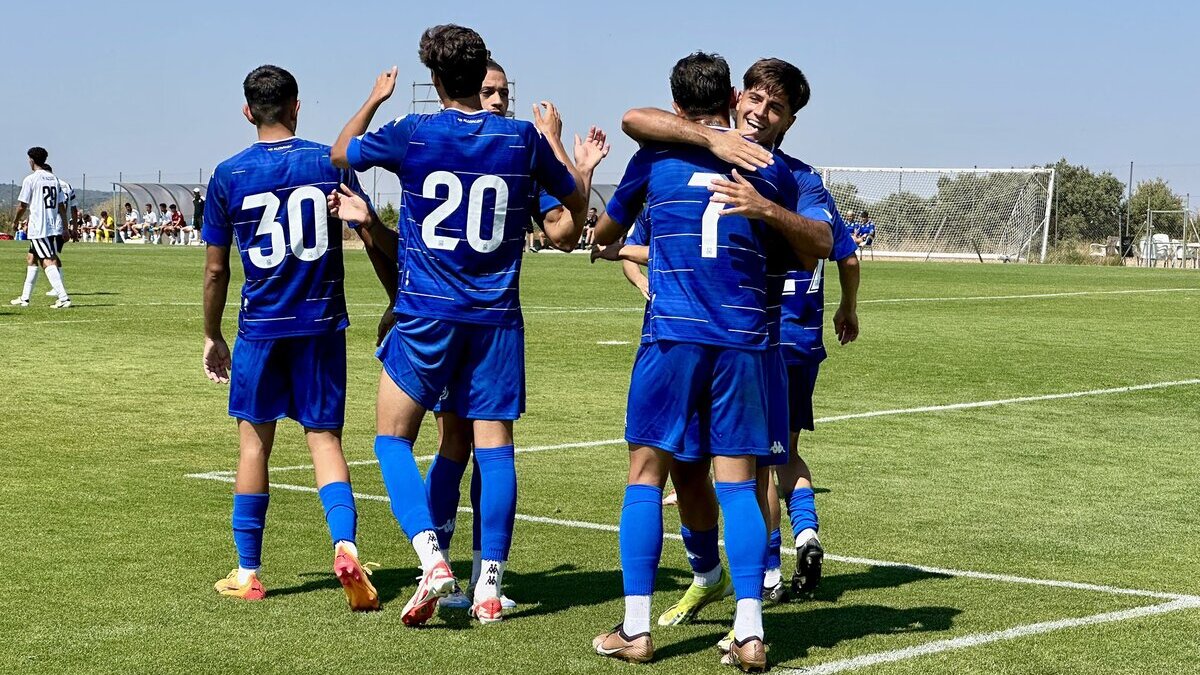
[346,109,577,327]
[203,138,361,340]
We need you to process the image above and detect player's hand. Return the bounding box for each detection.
[708,169,772,220]
[590,242,624,264]
[368,66,398,104]
[574,126,611,173]
[532,101,563,141]
[376,308,396,347]
[710,130,773,171]
[635,275,651,301]
[329,184,371,225]
[833,306,859,345]
[203,336,232,384]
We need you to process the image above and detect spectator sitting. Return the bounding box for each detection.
[156,203,170,243]
[68,206,84,242]
[165,204,186,244]
[80,212,97,241]
[853,210,876,248]
[584,207,598,247]
[98,211,114,242]
[121,202,138,241]
[136,202,158,242]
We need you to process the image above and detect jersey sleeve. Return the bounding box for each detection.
[536,186,562,217]
[626,211,650,245]
[794,173,833,224]
[346,115,415,174]
[605,149,652,227]
[829,208,859,261]
[17,176,32,205]
[529,130,576,201]
[201,170,233,247]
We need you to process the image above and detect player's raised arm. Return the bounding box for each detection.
[708,169,832,259]
[530,101,605,248]
[539,126,611,250]
[622,107,772,171]
[328,183,398,301]
[332,67,397,169]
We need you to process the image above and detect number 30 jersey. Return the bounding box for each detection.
[346,109,576,327]
[605,138,799,350]
[203,137,362,340]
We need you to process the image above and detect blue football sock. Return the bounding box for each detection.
[767,528,783,570]
[474,445,517,562]
[470,457,482,553]
[425,454,467,552]
[231,493,269,569]
[715,480,767,601]
[788,487,819,540]
[680,525,721,574]
[317,481,356,546]
[374,435,435,538]
[620,484,664,596]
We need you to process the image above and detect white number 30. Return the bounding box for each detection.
[243,186,329,269]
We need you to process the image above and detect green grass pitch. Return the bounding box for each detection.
[2,241,1199,674]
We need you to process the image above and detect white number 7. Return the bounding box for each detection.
[689,172,726,258]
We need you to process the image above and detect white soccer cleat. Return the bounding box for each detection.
[51,298,71,309]
[10,298,29,307]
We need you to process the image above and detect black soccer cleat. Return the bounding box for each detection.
[761,579,789,604]
[790,538,824,597]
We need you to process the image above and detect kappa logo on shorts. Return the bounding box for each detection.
[439,387,450,402]
[770,441,785,455]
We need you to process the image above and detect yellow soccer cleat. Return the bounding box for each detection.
[657,567,732,626]
[334,543,380,612]
[214,569,266,601]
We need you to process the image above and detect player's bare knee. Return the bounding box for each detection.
[471,419,513,449]
[627,445,671,487]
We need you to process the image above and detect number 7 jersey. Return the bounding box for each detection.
[203,137,362,340]
[346,109,577,327]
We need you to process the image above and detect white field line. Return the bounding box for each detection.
[776,598,1200,675]
[182,471,1199,604]
[6,286,1198,327]
[221,377,1200,478]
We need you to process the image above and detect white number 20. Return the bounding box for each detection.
[421,171,509,253]
[243,186,329,269]
[689,172,726,258]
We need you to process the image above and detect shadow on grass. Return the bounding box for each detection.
[765,603,962,665]
[811,564,950,603]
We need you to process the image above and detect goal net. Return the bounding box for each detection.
[819,167,1055,262]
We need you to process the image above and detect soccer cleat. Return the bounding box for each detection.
[214,569,266,601]
[438,584,471,609]
[716,629,735,654]
[657,567,732,626]
[9,298,28,307]
[762,578,789,604]
[790,538,825,597]
[401,560,456,627]
[469,596,503,624]
[662,489,678,506]
[721,636,768,672]
[500,594,517,610]
[51,298,71,309]
[333,543,379,612]
[593,624,654,664]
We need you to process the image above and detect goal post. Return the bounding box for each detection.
[819,167,1055,262]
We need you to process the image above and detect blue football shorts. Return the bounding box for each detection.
[626,340,769,459]
[229,330,346,429]
[787,362,820,433]
[377,313,525,421]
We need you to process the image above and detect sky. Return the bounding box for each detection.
[3,0,1199,207]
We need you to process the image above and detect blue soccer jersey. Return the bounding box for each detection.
[606,138,799,349]
[346,109,577,327]
[773,151,859,365]
[203,137,364,340]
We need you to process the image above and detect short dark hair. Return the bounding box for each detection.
[27,147,48,167]
[486,58,505,74]
[169,204,177,209]
[159,203,167,209]
[419,24,489,99]
[124,202,131,208]
[860,210,870,219]
[669,52,731,117]
[243,65,298,126]
[743,58,810,114]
